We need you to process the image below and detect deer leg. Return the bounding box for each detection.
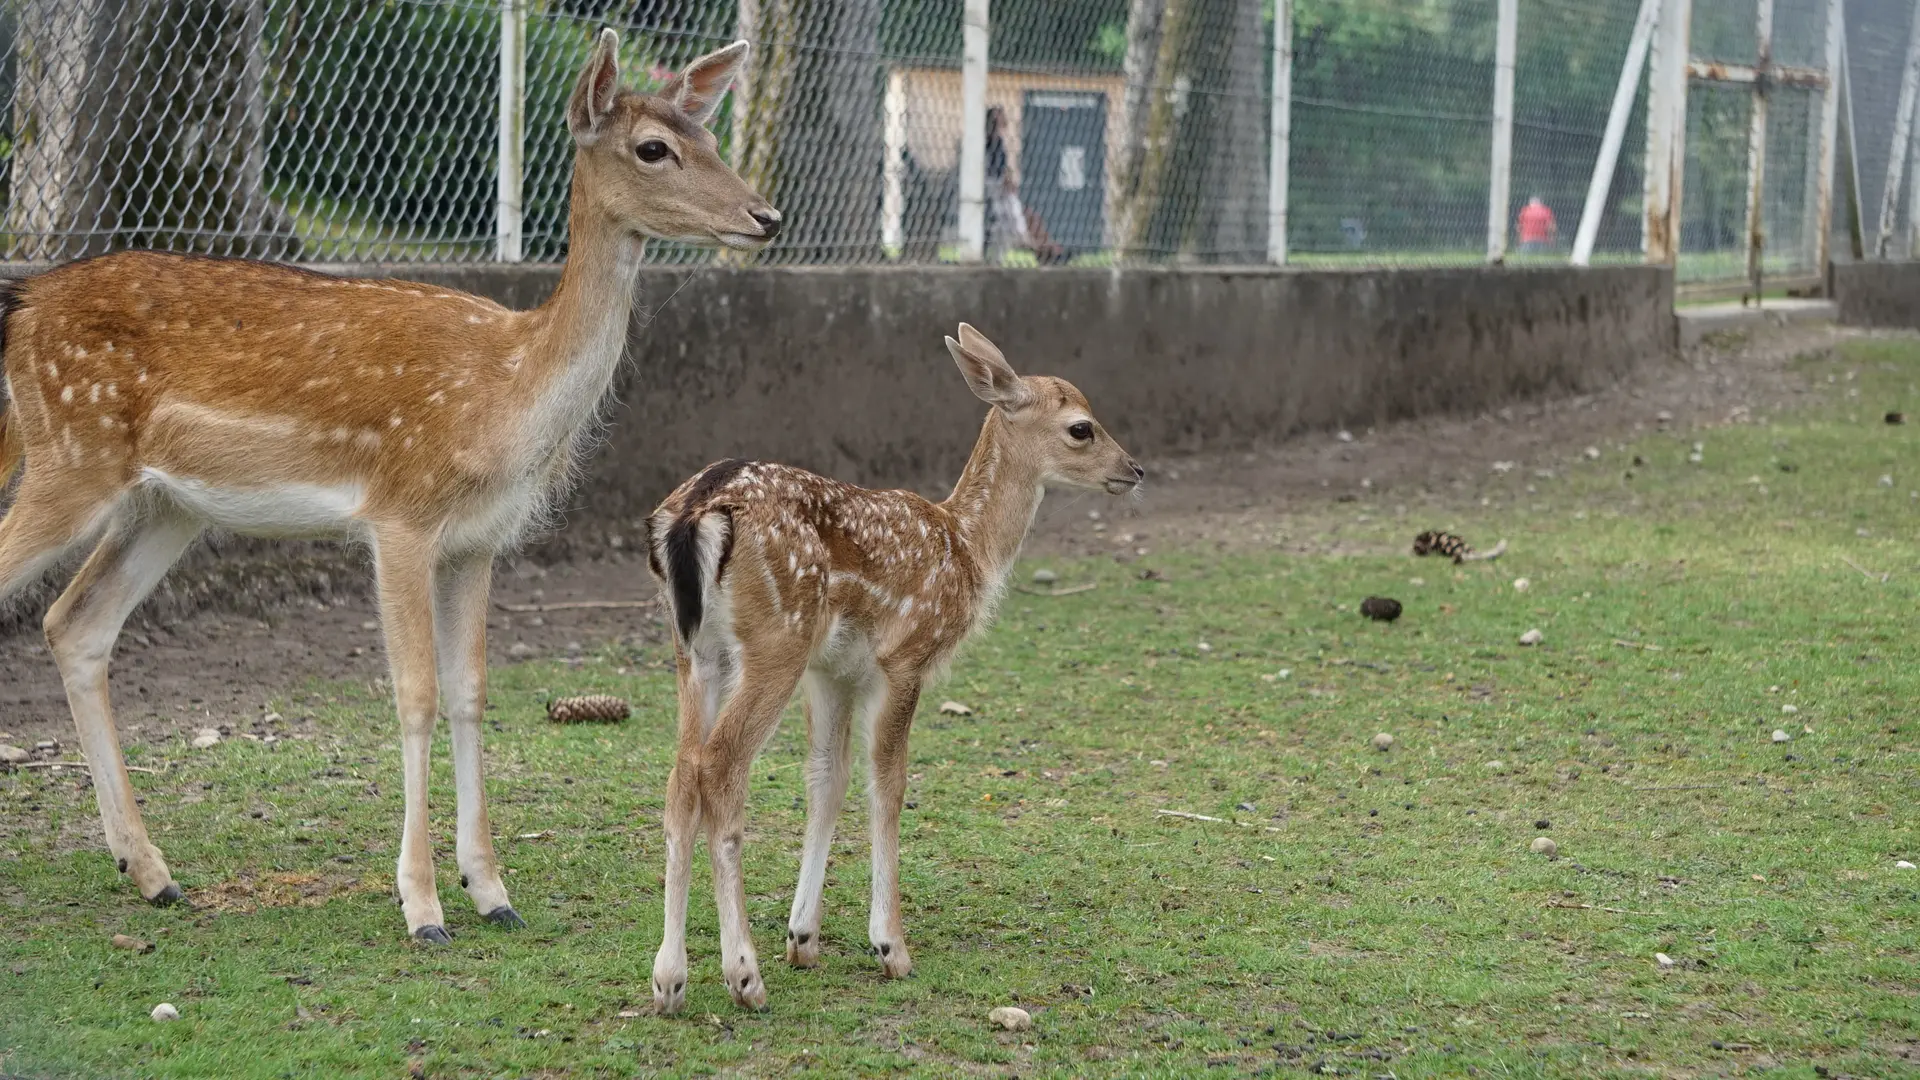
[653,652,710,1015]
[700,656,805,1011]
[434,552,519,928]
[372,527,448,943]
[42,510,200,904]
[0,478,115,608]
[786,670,855,968]
[866,673,923,979]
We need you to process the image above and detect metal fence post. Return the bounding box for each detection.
[1487,0,1517,264]
[1573,0,1658,266]
[1874,4,1920,257]
[495,0,526,263]
[1644,0,1693,264]
[1812,0,1843,273]
[1743,0,1774,297]
[957,0,990,263]
[1267,0,1292,265]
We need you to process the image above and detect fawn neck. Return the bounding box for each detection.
[943,411,1046,587]
[517,174,647,421]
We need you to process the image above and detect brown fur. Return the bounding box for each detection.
[642,324,1143,1013]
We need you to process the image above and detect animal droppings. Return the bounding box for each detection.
[546,695,630,724]
[1359,597,1402,622]
[989,1006,1033,1031]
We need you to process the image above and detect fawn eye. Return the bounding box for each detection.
[636,140,672,163]
[1068,421,1094,442]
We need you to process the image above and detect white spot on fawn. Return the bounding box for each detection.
[60,385,74,404]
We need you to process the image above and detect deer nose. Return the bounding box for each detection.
[1128,459,1146,481]
[751,209,782,239]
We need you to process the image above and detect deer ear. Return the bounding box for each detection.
[946,324,1029,411]
[568,28,622,144]
[667,40,750,127]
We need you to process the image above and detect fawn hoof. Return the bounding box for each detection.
[786,929,821,968]
[652,977,687,1016]
[482,906,526,929]
[728,971,769,1012]
[872,939,913,979]
[146,882,187,908]
[412,925,453,945]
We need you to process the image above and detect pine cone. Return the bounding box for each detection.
[546,694,631,724]
[1359,596,1402,622]
[1412,530,1472,563]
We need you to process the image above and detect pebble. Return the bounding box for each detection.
[1512,577,1530,592]
[1196,641,1212,652]
[1655,952,1675,970]
[1529,836,1558,857]
[508,643,535,659]
[361,621,379,631]
[263,712,283,724]
[1583,446,1601,460]
[1487,760,1506,770]
[1772,729,1791,743]
[151,1003,179,1022]
[191,730,221,750]
[111,934,153,953]
[1897,860,1916,870]
[1031,568,1058,584]
[988,1006,1033,1032]
[1372,733,1394,752]
[0,745,29,765]
[1519,628,1543,646]
[938,701,974,717]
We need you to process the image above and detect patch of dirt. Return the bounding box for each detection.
[190,870,387,914]
[0,323,1875,751]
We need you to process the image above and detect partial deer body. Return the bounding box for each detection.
[643,324,1141,1012]
[0,30,776,941]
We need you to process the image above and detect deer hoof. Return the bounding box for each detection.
[412,925,453,945]
[482,906,526,929]
[147,883,187,907]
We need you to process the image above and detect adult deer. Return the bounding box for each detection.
[0,31,777,942]
[643,324,1142,1012]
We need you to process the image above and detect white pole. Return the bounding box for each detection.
[1644,0,1693,264]
[1266,0,1292,265]
[957,0,990,263]
[1874,1,1920,258]
[1487,0,1518,263]
[495,0,526,262]
[1743,0,1773,296]
[1811,0,1842,272]
[1572,0,1657,266]
[883,71,907,252]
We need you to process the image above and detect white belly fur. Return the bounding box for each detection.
[139,467,366,538]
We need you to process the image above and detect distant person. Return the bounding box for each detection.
[984,106,1032,260]
[1517,196,1557,255]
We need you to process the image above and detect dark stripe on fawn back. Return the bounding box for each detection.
[663,459,752,643]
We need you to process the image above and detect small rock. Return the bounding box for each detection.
[361,620,379,631]
[111,934,153,954]
[0,745,29,765]
[1781,704,1798,714]
[938,701,974,717]
[1196,641,1212,652]
[1519,628,1543,646]
[507,643,535,659]
[151,1003,179,1022]
[1897,860,1916,870]
[1236,802,1256,813]
[1656,409,1673,423]
[1031,568,1058,585]
[1772,729,1791,743]
[1487,760,1506,771]
[1887,411,1906,425]
[1336,430,1354,443]
[1529,836,1558,857]
[988,1006,1033,1032]
[34,739,57,752]
[1882,475,1895,487]
[1534,819,1551,830]
[1583,446,1601,460]
[617,1008,643,1018]
[263,712,283,724]
[1359,596,1402,622]
[1688,451,1704,464]
[1372,733,1394,752]
[191,732,221,750]
[1655,952,1675,970]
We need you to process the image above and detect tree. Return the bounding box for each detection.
[8,0,299,262]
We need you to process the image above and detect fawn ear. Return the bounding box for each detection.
[667,40,750,127]
[568,28,622,144]
[946,323,1030,411]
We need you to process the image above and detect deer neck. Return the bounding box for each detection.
[943,411,1046,588]
[517,174,647,441]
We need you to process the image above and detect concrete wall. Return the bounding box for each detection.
[2,261,1674,627]
[1831,260,1920,327]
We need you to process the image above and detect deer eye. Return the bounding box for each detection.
[636,140,672,163]
[1068,421,1094,442]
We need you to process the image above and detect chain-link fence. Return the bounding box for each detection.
[0,0,1899,276]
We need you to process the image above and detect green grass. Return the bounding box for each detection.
[5,340,1920,1078]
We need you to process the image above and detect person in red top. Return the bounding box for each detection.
[1517,196,1557,254]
